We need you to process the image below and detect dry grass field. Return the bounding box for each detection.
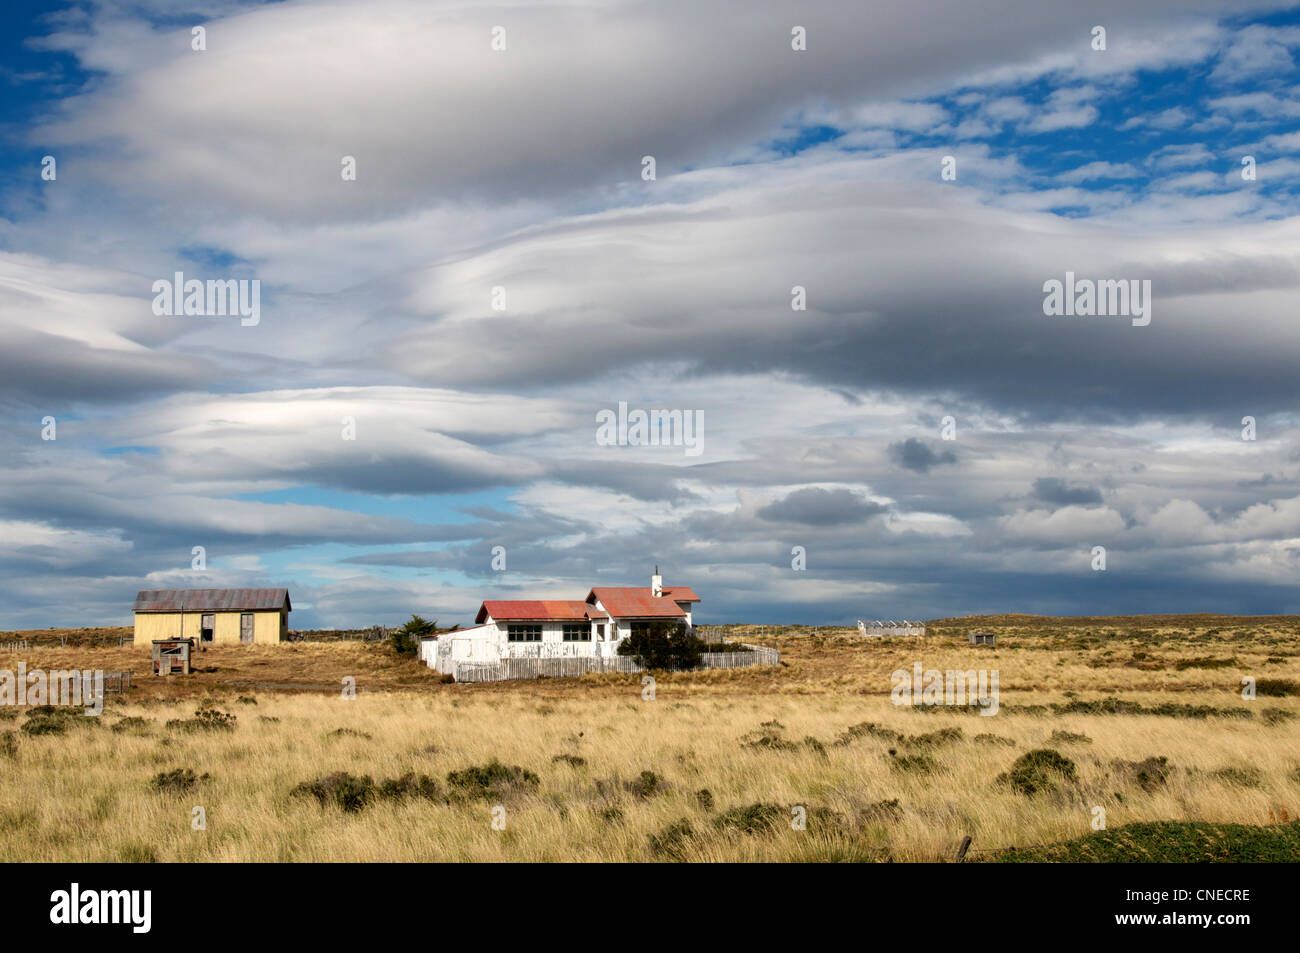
[1,614,1298,862]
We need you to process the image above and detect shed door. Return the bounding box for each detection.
[240,613,255,644]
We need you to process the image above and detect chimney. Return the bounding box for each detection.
[651,565,663,597]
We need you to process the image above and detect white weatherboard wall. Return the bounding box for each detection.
[427,618,632,674]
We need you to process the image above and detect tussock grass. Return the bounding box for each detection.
[0,614,1297,861]
[0,687,1294,861]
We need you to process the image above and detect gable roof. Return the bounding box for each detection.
[133,589,291,613]
[661,586,700,602]
[586,587,688,619]
[477,600,608,624]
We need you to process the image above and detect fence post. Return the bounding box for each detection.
[955,835,972,862]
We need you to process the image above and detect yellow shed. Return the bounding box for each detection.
[133,588,291,646]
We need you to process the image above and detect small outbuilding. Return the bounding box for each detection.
[152,638,195,675]
[969,631,996,645]
[133,588,291,646]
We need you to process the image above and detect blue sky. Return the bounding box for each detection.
[2,0,1300,629]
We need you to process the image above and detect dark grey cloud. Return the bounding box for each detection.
[1032,477,1104,506]
[757,487,886,525]
[890,438,958,473]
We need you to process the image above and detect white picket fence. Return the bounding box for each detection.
[450,642,780,683]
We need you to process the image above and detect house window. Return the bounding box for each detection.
[507,624,541,642]
[562,623,590,642]
[596,624,606,638]
[630,621,652,638]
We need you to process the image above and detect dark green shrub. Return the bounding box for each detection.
[291,772,376,812]
[616,621,704,670]
[0,732,16,758]
[834,722,903,746]
[1210,766,1263,789]
[695,788,714,810]
[910,727,963,747]
[890,754,936,774]
[446,760,539,800]
[713,802,784,835]
[1174,657,1237,670]
[1114,756,1172,793]
[552,754,586,767]
[713,802,838,835]
[1254,678,1300,697]
[649,819,695,859]
[392,615,436,655]
[743,733,794,750]
[150,768,210,793]
[376,772,441,801]
[1003,748,1078,795]
[802,736,828,757]
[858,798,903,823]
[1048,730,1093,745]
[168,702,236,732]
[20,717,67,735]
[117,842,159,863]
[628,770,664,798]
[111,716,152,734]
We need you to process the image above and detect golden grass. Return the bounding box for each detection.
[1,616,1298,861]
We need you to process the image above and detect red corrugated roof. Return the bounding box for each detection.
[661,586,700,602]
[476,600,603,623]
[133,589,290,613]
[586,588,688,619]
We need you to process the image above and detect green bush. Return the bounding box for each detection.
[628,770,664,798]
[1210,766,1263,789]
[1254,678,1300,697]
[616,621,704,670]
[649,819,695,859]
[150,768,210,794]
[20,717,67,736]
[376,772,441,801]
[292,772,376,812]
[111,716,152,734]
[1114,756,1172,793]
[391,615,436,655]
[1002,748,1078,795]
[1048,730,1093,745]
[292,770,441,811]
[446,760,539,800]
[994,820,1300,863]
[890,754,936,774]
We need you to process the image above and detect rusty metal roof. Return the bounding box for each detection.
[133,589,291,613]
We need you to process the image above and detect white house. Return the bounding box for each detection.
[423,569,700,675]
